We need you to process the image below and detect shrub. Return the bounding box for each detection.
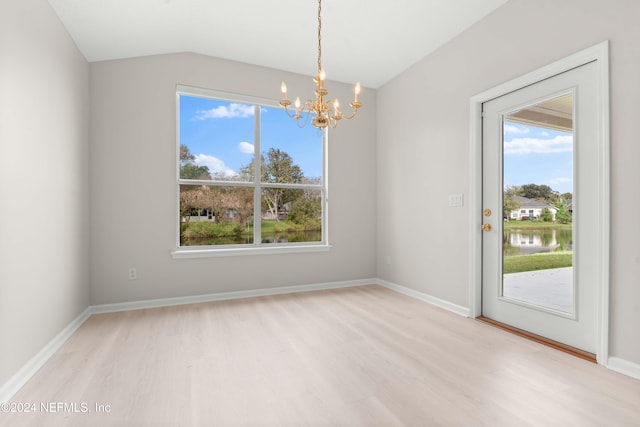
[182,221,245,240]
[289,198,321,230]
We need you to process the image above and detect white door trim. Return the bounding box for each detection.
[468,41,610,364]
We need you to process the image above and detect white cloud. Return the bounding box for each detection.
[549,177,573,185]
[504,135,573,155]
[238,142,254,154]
[504,124,529,135]
[195,103,254,120]
[194,154,237,177]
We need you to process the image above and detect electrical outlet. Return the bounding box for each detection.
[128,268,137,280]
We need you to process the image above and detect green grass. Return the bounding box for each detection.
[504,220,572,231]
[182,221,245,240]
[503,251,573,274]
[182,219,320,241]
[260,219,320,234]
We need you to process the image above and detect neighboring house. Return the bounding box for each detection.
[509,195,557,221]
[262,201,292,221]
[184,208,240,222]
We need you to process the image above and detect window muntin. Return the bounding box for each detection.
[177,86,326,251]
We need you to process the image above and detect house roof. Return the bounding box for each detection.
[514,195,555,209]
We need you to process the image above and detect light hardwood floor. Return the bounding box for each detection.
[2,285,639,426]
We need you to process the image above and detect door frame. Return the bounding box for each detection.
[468,41,610,364]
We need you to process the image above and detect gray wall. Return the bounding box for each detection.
[376,0,640,365]
[0,0,90,386]
[3,0,639,392]
[89,53,377,304]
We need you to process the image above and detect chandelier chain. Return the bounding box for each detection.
[317,0,322,74]
[279,0,362,129]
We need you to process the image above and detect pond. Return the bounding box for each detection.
[503,227,573,256]
[183,230,322,246]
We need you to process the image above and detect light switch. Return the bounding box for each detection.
[448,194,463,207]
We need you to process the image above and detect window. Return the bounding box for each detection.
[174,85,327,257]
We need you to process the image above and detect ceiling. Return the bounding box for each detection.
[506,93,573,132]
[48,0,509,88]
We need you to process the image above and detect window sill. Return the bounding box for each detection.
[171,244,332,259]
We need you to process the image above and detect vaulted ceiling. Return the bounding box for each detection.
[48,0,509,88]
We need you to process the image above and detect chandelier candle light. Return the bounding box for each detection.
[279,0,362,129]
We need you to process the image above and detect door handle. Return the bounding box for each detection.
[481,223,491,231]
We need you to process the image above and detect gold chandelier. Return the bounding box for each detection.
[279,0,362,129]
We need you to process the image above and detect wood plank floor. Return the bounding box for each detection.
[2,285,639,426]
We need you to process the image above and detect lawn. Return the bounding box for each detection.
[503,220,572,231]
[503,251,573,274]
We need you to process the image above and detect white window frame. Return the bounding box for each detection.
[172,85,330,259]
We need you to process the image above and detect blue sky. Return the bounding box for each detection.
[503,120,573,195]
[180,98,572,194]
[179,95,323,180]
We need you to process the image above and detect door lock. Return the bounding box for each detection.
[484,208,492,217]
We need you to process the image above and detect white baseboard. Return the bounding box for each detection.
[4,278,637,404]
[376,279,470,317]
[0,307,92,403]
[90,278,376,314]
[0,279,375,403]
[607,357,640,380]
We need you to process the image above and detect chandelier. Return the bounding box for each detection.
[279,0,362,129]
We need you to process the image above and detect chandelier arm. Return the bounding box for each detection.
[281,104,299,119]
[296,110,311,128]
[342,105,360,120]
[329,116,338,129]
[341,107,360,120]
[299,99,314,115]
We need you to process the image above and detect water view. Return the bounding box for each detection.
[185,229,322,246]
[503,227,572,256]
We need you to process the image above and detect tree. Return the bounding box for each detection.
[289,186,322,230]
[540,207,553,222]
[179,145,212,232]
[261,148,305,221]
[554,198,572,224]
[503,186,521,219]
[180,144,195,163]
[179,145,211,180]
[520,183,557,202]
[222,186,254,225]
[237,149,309,222]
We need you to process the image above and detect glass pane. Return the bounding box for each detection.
[261,188,322,244]
[179,95,255,181]
[261,106,323,184]
[180,184,254,246]
[502,93,574,314]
